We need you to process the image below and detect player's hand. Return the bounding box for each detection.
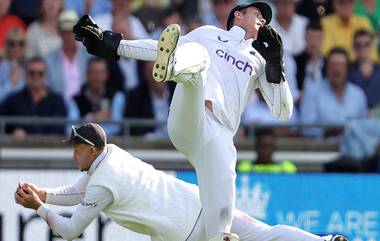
[252,25,283,62]
[18,181,47,202]
[73,15,101,42]
[73,15,104,56]
[252,26,284,84]
[15,185,43,210]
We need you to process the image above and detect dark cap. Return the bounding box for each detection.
[65,123,107,147]
[226,1,272,30]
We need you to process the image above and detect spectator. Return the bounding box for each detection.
[294,21,325,97]
[94,0,149,39]
[0,56,67,137]
[355,0,380,31]
[151,5,186,40]
[0,0,26,55]
[25,0,63,58]
[69,57,118,135]
[0,27,27,102]
[349,29,380,113]
[296,0,334,22]
[237,128,297,173]
[271,0,309,56]
[71,58,113,120]
[106,14,141,94]
[132,1,163,34]
[44,10,89,101]
[112,61,175,138]
[9,0,40,25]
[321,0,376,60]
[184,14,203,33]
[204,0,237,30]
[300,47,368,138]
[64,0,112,17]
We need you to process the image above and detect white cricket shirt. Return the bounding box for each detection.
[37,144,202,241]
[117,25,293,133]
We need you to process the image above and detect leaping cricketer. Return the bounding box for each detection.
[69,0,344,240]
[15,123,347,241]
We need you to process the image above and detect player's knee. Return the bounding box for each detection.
[174,42,210,75]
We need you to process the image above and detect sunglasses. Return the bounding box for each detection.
[7,40,25,48]
[71,126,95,146]
[28,70,45,77]
[354,41,371,49]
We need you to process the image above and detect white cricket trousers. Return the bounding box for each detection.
[167,42,236,239]
[187,209,332,241]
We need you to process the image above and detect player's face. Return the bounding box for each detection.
[236,7,266,39]
[73,144,95,171]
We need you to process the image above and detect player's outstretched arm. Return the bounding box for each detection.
[16,185,112,241]
[74,15,159,61]
[44,174,90,206]
[18,174,90,206]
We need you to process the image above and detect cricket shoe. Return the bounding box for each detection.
[153,24,181,82]
[153,24,209,83]
[331,235,348,241]
[208,233,239,241]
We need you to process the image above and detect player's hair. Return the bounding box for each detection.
[95,146,105,152]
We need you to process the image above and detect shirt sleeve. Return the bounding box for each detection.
[255,73,293,120]
[116,26,205,61]
[37,186,113,241]
[117,39,158,61]
[45,174,90,206]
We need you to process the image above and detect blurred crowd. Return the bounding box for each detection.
[0,0,380,146]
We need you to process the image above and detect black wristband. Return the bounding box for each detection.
[265,63,285,84]
[100,31,123,61]
[84,30,122,61]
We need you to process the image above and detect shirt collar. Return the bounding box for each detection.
[87,146,108,175]
[229,25,246,40]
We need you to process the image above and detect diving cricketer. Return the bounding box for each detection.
[15,123,347,241]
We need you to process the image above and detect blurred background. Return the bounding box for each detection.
[0,0,380,240]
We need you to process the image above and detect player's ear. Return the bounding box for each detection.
[89,146,96,154]
[234,10,242,20]
[259,18,266,26]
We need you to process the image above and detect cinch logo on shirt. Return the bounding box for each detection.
[216,49,253,75]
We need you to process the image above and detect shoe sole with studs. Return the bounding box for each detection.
[153,24,181,82]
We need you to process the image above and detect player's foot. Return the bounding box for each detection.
[208,233,239,241]
[331,235,348,241]
[152,24,181,82]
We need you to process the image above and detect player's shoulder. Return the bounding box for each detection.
[190,25,224,35]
